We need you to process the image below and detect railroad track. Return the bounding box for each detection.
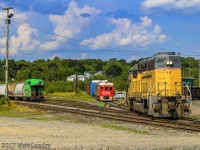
[13,100,200,133]
[45,100,128,114]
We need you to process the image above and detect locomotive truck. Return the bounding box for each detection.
[0,78,44,102]
[127,52,191,118]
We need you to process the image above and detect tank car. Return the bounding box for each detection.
[0,78,44,102]
[127,52,191,118]
[94,80,115,101]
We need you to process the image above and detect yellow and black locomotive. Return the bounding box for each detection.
[127,52,191,118]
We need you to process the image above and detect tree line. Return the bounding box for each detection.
[0,56,199,93]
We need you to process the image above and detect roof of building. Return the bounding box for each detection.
[67,75,87,78]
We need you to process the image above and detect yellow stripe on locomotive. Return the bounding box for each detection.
[127,52,191,118]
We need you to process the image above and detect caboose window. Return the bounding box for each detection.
[110,87,112,91]
[105,87,108,91]
[100,86,103,90]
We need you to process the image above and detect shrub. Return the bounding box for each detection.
[0,97,11,109]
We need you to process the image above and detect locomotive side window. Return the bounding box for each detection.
[132,70,138,78]
[147,59,155,70]
[100,86,103,90]
[141,62,147,72]
[105,87,108,91]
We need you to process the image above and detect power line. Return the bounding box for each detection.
[0,18,198,57]
[11,20,155,55]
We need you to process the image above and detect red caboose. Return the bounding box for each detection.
[94,81,115,101]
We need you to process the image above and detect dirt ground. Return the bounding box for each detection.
[190,100,200,117]
[0,101,200,150]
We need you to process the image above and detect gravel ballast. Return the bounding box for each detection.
[0,116,200,150]
[0,101,200,149]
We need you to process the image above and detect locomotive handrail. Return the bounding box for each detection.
[147,82,157,107]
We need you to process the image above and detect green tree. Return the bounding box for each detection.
[105,64,122,77]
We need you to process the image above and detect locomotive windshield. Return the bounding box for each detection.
[155,56,181,68]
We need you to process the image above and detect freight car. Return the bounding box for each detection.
[127,52,191,118]
[86,80,115,101]
[0,78,44,102]
[182,77,200,100]
[191,87,200,99]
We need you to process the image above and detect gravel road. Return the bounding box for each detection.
[0,101,200,150]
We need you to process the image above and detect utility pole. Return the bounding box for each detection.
[2,7,13,101]
[198,59,200,87]
[74,75,78,95]
[189,57,191,77]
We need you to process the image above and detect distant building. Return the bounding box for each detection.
[84,71,92,78]
[94,71,103,76]
[67,75,88,81]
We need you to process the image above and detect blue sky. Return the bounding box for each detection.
[0,0,200,61]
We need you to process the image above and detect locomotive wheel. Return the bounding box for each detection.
[127,98,134,111]
[129,100,134,111]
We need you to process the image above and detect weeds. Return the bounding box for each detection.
[0,97,11,109]
[46,92,97,103]
[99,124,149,134]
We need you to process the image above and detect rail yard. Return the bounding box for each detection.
[0,0,200,149]
[1,52,200,149]
[0,99,200,149]
[14,100,200,133]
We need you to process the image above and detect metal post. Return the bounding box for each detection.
[2,7,13,101]
[74,75,78,95]
[199,59,200,87]
[189,57,191,77]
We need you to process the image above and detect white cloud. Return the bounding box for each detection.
[0,10,41,55]
[81,16,169,50]
[9,24,40,55]
[80,53,88,59]
[127,55,140,62]
[40,1,101,51]
[140,16,152,27]
[50,55,60,60]
[0,1,101,55]
[142,0,200,10]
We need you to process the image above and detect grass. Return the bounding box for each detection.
[0,102,73,121]
[0,102,44,118]
[29,115,70,121]
[187,116,200,120]
[46,91,98,103]
[99,124,149,134]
